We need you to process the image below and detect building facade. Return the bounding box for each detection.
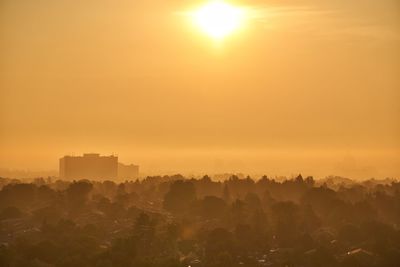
[118,163,139,180]
[59,153,118,180]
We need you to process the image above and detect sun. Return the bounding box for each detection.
[192,1,245,40]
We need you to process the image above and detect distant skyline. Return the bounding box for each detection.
[1,0,399,179]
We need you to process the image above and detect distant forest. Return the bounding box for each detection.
[0,175,399,267]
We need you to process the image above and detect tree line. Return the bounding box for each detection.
[0,175,399,267]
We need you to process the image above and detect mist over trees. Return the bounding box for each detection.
[0,175,399,267]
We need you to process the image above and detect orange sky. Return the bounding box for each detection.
[0,0,399,179]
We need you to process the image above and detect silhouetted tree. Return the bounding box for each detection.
[66,181,93,214]
[0,206,23,220]
[163,180,196,215]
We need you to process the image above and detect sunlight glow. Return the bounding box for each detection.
[192,1,245,40]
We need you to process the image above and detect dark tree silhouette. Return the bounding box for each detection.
[163,180,196,215]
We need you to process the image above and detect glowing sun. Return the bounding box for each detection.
[192,1,245,40]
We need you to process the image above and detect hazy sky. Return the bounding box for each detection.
[1,0,399,178]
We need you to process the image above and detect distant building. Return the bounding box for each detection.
[59,153,117,180]
[59,153,139,180]
[118,163,139,180]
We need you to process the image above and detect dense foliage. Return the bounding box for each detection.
[0,175,399,267]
